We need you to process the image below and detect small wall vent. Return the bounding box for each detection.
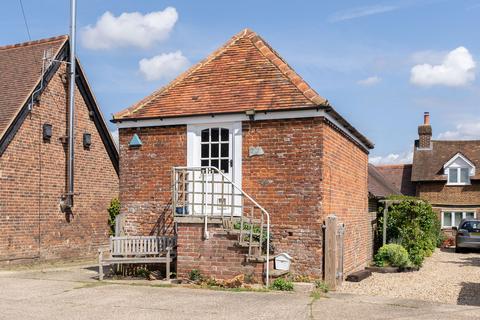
[43,123,52,141]
[83,133,91,149]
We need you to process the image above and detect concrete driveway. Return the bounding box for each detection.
[0,263,479,319]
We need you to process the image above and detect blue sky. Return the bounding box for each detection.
[1,0,479,163]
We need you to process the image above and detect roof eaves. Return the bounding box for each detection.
[324,106,374,150]
[75,58,119,174]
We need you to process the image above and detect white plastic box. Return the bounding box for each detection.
[274,253,293,271]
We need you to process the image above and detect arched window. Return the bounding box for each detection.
[200,127,230,173]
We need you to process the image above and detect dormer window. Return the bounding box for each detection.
[444,153,475,186]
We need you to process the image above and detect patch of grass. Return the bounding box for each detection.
[126,282,173,288]
[314,280,329,293]
[310,290,323,300]
[270,278,294,291]
[187,284,269,293]
[189,269,202,281]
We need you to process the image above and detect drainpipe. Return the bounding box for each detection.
[66,0,76,208]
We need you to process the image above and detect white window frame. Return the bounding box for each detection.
[443,153,475,186]
[447,167,470,185]
[441,211,476,229]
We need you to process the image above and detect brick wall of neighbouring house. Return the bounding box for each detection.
[321,121,370,275]
[0,64,118,262]
[242,118,324,278]
[416,182,480,206]
[119,125,186,236]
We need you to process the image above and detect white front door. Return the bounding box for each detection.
[187,122,242,216]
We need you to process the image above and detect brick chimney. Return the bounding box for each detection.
[418,112,432,149]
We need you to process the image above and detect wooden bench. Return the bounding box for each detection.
[98,236,176,280]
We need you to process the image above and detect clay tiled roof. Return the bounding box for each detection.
[412,140,480,181]
[368,164,401,198]
[0,36,68,138]
[115,29,327,120]
[376,164,416,196]
[114,29,374,150]
[114,29,327,120]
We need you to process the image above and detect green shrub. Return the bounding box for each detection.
[377,196,442,267]
[374,244,410,267]
[108,198,120,235]
[314,280,329,293]
[135,267,151,278]
[271,278,294,291]
[189,269,202,281]
[233,221,274,253]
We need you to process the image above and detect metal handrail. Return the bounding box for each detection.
[172,166,271,287]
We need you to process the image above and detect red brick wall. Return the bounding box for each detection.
[119,126,186,236]
[119,117,369,279]
[176,223,263,281]
[0,64,118,262]
[321,121,370,274]
[416,181,480,206]
[242,118,324,277]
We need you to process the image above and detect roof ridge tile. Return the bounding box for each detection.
[0,35,68,51]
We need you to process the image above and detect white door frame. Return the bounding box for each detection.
[187,122,242,215]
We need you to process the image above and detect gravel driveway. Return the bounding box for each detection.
[340,248,480,306]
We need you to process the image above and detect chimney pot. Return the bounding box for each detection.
[424,112,430,125]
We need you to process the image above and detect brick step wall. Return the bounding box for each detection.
[176,222,264,283]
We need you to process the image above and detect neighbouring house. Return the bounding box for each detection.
[112,29,374,281]
[412,112,480,237]
[368,163,401,213]
[377,112,480,239]
[0,36,119,262]
[375,164,416,197]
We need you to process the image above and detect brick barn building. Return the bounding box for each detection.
[0,36,118,263]
[113,29,373,281]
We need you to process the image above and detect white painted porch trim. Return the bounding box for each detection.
[115,108,370,151]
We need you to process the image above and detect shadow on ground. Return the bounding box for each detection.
[458,282,480,306]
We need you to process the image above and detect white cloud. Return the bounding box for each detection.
[369,151,413,165]
[410,47,476,87]
[357,75,381,86]
[139,51,189,81]
[437,120,480,140]
[329,5,399,22]
[81,7,178,50]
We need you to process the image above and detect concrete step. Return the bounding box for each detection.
[236,241,261,248]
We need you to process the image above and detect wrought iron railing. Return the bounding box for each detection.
[172,166,271,286]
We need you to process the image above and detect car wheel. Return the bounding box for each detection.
[455,247,464,253]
